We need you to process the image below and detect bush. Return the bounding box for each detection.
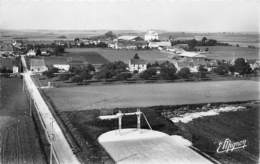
[213,64,229,75]
[58,73,71,81]
[70,75,83,83]
[115,72,132,80]
[159,61,177,80]
[178,67,191,79]
[140,68,157,80]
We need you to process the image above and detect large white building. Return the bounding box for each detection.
[144,30,159,41]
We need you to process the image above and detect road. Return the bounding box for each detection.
[21,55,80,164]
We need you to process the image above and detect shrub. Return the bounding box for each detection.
[178,67,191,79]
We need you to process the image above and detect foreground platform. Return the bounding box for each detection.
[98,128,213,164]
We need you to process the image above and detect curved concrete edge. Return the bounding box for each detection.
[98,128,168,143]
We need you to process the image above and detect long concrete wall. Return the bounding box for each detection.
[21,55,80,164]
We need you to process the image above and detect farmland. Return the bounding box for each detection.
[173,102,259,164]
[65,48,170,63]
[197,46,259,60]
[44,80,259,111]
[0,77,46,164]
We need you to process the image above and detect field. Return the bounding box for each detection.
[173,102,259,164]
[65,48,170,63]
[0,77,46,164]
[197,46,259,60]
[44,80,259,111]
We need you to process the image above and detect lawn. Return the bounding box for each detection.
[197,46,259,60]
[65,48,170,63]
[43,80,259,111]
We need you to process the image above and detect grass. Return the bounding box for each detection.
[65,48,170,63]
[197,46,259,60]
[44,80,259,111]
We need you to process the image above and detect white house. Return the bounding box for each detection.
[53,64,70,72]
[13,66,19,73]
[144,30,159,41]
[128,56,147,73]
[26,49,36,56]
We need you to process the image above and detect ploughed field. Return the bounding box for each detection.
[172,102,259,164]
[0,78,46,164]
[44,80,259,111]
[65,48,170,63]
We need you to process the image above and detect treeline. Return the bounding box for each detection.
[171,37,231,51]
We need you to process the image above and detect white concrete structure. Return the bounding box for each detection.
[144,30,159,41]
[98,128,213,164]
[53,64,70,72]
[21,55,80,164]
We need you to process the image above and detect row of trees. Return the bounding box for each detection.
[213,58,252,75]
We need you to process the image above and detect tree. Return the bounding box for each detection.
[201,37,207,45]
[140,68,157,80]
[36,48,41,56]
[197,65,207,78]
[214,64,229,75]
[234,58,251,75]
[159,61,177,80]
[95,61,128,79]
[133,53,140,59]
[178,67,191,79]
[188,39,197,50]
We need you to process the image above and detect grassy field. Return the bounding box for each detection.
[65,48,170,63]
[0,77,46,164]
[44,80,259,111]
[173,102,259,164]
[197,46,259,60]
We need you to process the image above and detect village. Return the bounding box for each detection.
[1,30,259,85]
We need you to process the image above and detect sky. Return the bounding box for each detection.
[0,0,259,32]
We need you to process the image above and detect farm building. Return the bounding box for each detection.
[148,41,171,49]
[113,36,147,49]
[144,30,159,41]
[53,64,70,72]
[26,49,36,56]
[128,54,147,73]
[30,59,48,73]
[172,58,208,73]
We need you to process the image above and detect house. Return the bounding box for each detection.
[53,64,70,72]
[144,30,159,41]
[13,66,19,73]
[26,49,36,56]
[128,54,147,73]
[172,58,208,73]
[30,59,48,73]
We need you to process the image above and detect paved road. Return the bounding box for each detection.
[21,56,80,164]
